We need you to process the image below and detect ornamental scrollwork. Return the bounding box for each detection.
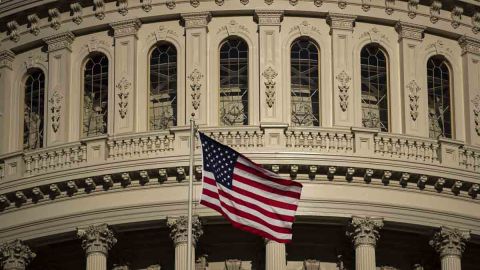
[451,6,463,29]
[118,0,128,16]
[0,240,36,269]
[407,80,420,121]
[216,0,225,6]
[472,95,480,136]
[289,21,321,36]
[191,0,200,8]
[77,224,117,255]
[262,66,278,108]
[336,70,351,112]
[116,77,132,119]
[313,0,323,7]
[385,0,395,15]
[429,227,470,258]
[346,216,384,247]
[142,0,153,12]
[473,12,480,34]
[362,0,371,12]
[188,69,203,110]
[429,0,442,24]
[27,14,40,36]
[48,90,63,133]
[70,3,83,25]
[289,0,299,6]
[7,21,19,42]
[93,0,105,20]
[166,0,176,9]
[167,216,203,246]
[240,0,249,5]
[265,0,273,5]
[408,0,419,19]
[48,8,61,30]
[217,20,250,36]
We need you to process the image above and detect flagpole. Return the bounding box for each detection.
[187,112,195,270]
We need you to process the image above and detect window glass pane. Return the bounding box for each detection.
[83,53,109,137]
[360,44,389,131]
[24,70,45,150]
[219,38,248,126]
[150,43,177,130]
[427,56,452,138]
[290,38,319,126]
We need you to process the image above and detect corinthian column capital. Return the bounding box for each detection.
[430,227,471,258]
[167,216,203,246]
[0,239,36,270]
[77,224,117,255]
[346,216,384,247]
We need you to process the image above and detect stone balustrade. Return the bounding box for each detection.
[373,133,440,164]
[107,132,175,160]
[285,127,354,153]
[201,127,264,149]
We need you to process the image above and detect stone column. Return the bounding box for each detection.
[430,227,470,270]
[458,36,480,147]
[43,32,75,146]
[0,239,36,270]
[346,216,384,270]
[181,12,210,126]
[394,22,427,137]
[265,239,286,270]
[326,13,356,127]
[77,224,117,270]
[167,216,203,270]
[0,50,16,154]
[110,19,141,135]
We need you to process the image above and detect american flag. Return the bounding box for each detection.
[199,132,303,243]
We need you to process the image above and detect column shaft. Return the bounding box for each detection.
[174,242,195,270]
[265,240,286,270]
[441,255,461,270]
[86,252,107,270]
[355,244,376,270]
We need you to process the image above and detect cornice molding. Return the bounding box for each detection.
[326,13,356,33]
[181,12,211,28]
[110,18,142,38]
[43,32,75,53]
[394,21,426,42]
[0,50,15,70]
[458,35,480,56]
[254,10,284,26]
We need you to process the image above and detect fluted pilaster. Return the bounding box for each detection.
[77,224,117,270]
[167,216,203,270]
[430,227,470,270]
[265,239,286,270]
[0,240,36,270]
[346,216,384,270]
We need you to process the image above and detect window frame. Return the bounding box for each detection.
[22,68,47,151]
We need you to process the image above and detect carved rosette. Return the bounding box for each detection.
[77,224,117,255]
[0,240,36,270]
[430,227,470,258]
[346,216,384,247]
[407,80,420,121]
[262,66,278,108]
[116,77,132,119]
[336,71,351,112]
[48,90,63,132]
[167,216,203,246]
[471,95,480,136]
[188,69,204,110]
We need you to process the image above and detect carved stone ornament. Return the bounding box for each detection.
[394,22,425,41]
[289,21,321,36]
[118,0,128,15]
[304,259,321,270]
[142,0,153,11]
[77,224,117,255]
[289,0,299,6]
[49,90,63,132]
[336,70,351,112]
[43,32,75,53]
[408,0,419,19]
[407,80,420,121]
[182,12,211,28]
[338,0,347,9]
[326,13,356,33]
[0,240,36,269]
[24,54,47,70]
[216,0,225,6]
[262,66,278,108]
[94,0,106,20]
[255,10,284,26]
[473,12,480,34]
[71,3,83,25]
[240,0,249,5]
[430,227,471,258]
[359,27,390,43]
[430,0,442,24]
[116,77,132,119]
[471,95,480,136]
[458,36,480,56]
[451,6,463,29]
[148,26,178,43]
[167,216,203,246]
[427,40,453,57]
[314,0,323,7]
[265,0,273,5]
[225,259,242,270]
[166,0,176,9]
[27,14,40,36]
[217,20,250,36]
[0,50,15,70]
[385,0,395,15]
[346,216,384,247]
[188,69,203,110]
[48,8,61,30]
[362,0,371,12]
[110,19,142,38]
[7,21,19,42]
[191,0,200,8]
[85,36,110,53]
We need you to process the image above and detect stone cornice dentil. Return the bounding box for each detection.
[458,35,480,56]
[0,50,15,70]
[430,226,471,258]
[346,216,384,247]
[0,239,36,269]
[326,13,356,33]
[254,10,284,26]
[110,19,142,38]
[394,21,426,42]
[181,12,211,28]
[43,32,75,53]
[167,216,203,246]
[77,224,117,255]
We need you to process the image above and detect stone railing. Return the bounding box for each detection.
[285,127,354,154]
[200,127,264,149]
[373,133,440,164]
[459,146,480,172]
[107,132,175,160]
[23,142,87,176]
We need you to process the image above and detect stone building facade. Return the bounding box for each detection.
[0,0,479,269]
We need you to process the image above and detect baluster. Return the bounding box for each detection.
[416,142,424,160]
[106,140,114,158]
[320,132,327,150]
[168,134,175,151]
[285,130,292,147]
[33,155,40,173]
[65,148,72,166]
[57,150,64,168]
[432,143,439,163]
[398,139,406,157]
[300,132,306,148]
[159,136,166,152]
[474,152,480,172]
[373,136,380,154]
[24,156,33,175]
[466,150,474,168]
[424,142,432,162]
[235,132,241,147]
[378,137,385,155]
[40,153,48,171]
[72,147,80,164]
[406,141,414,159]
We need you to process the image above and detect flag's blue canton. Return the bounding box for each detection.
[200,133,238,189]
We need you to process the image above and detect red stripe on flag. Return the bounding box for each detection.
[231,184,299,211]
[236,160,303,188]
[233,172,301,199]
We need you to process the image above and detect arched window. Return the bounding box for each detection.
[360,44,389,131]
[149,43,177,130]
[219,37,248,126]
[290,37,320,126]
[24,69,45,150]
[427,55,452,139]
[83,53,109,137]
